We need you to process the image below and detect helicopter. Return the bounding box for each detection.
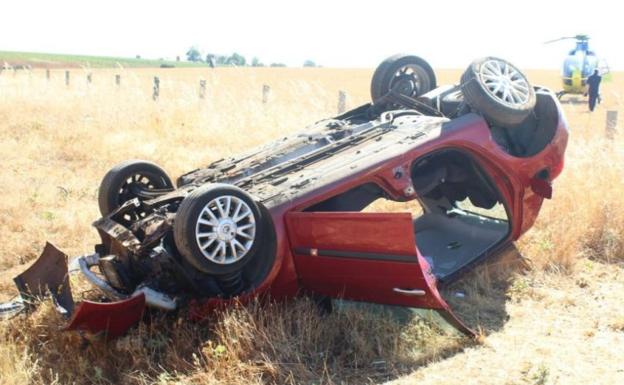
[545,34,609,99]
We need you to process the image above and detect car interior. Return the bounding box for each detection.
[304,149,510,281]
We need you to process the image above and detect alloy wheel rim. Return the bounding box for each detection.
[478,59,531,106]
[194,195,256,264]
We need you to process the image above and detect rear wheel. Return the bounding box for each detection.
[173,184,263,276]
[371,54,436,106]
[98,160,173,217]
[461,57,536,127]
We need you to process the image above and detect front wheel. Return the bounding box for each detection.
[173,184,263,276]
[461,57,536,127]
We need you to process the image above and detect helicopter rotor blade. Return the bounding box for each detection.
[544,36,576,44]
[544,34,590,44]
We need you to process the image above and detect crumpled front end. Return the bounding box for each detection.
[1,243,147,339]
[0,198,186,338]
[0,187,269,339]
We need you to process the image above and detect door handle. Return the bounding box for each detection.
[393,288,426,296]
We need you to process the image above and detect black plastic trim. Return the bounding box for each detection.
[294,247,418,263]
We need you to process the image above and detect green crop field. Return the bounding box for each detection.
[0,50,210,69]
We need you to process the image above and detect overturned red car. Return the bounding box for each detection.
[1,55,568,338]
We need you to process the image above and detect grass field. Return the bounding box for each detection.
[0,66,623,384]
[0,50,211,69]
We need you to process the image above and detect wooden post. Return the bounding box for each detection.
[115,74,121,86]
[606,110,618,139]
[153,76,160,100]
[199,79,206,99]
[65,70,70,86]
[262,84,271,103]
[337,90,347,114]
[46,69,50,80]
[87,73,92,83]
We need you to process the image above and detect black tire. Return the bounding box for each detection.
[371,54,437,105]
[173,184,263,276]
[98,159,173,216]
[461,57,536,127]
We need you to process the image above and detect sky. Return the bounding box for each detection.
[1,0,623,70]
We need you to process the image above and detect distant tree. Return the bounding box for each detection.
[251,57,265,67]
[136,54,141,59]
[227,52,246,66]
[303,60,316,67]
[186,46,202,62]
[215,55,229,66]
[205,54,216,68]
[184,49,286,67]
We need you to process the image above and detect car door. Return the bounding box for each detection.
[285,211,473,336]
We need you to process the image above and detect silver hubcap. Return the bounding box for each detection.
[194,195,256,265]
[479,59,531,106]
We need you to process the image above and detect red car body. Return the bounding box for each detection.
[188,107,568,335]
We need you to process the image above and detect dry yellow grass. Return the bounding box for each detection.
[0,67,623,384]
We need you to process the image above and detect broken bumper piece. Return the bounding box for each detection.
[65,294,146,339]
[0,243,177,339]
[13,242,74,315]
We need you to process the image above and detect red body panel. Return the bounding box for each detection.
[65,294,146,339]
[287,212,418,255]
[284,211,473,335]
[285,212,438,307]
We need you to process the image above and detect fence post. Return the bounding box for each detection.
[46,69,50,80]
[262,84,271,103]
[606,110,618,139]
[153,76,160,100]
[199,79,206,99]
[115,74,121,86]
[65,70,70,86]
[87,73,92,84]
[337,90,347,114]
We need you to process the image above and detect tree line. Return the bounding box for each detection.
[185,46,317,68]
